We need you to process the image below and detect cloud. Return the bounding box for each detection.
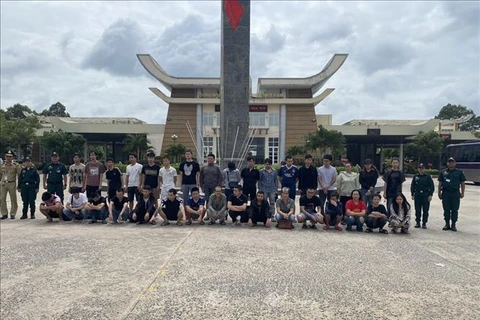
[82,19,148,76]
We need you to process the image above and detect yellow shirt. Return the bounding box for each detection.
[0,162,22,183]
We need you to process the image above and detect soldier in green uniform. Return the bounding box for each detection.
[18,157,40,219]
[438,157,466,232]
[410,163,434,229]
[0,150,22,219]
[42,152,68,203]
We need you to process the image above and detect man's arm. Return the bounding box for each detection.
[199,168,204,187]
[185,205,195,214]
[196,169,200,187]
[139,170,145,189]
[460,181,466,198]
[437,181,443,199]
[43,174,48,189]
[329,170,337,189]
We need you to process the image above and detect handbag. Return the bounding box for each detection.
[227,171,237,189]
[278,219,294,229]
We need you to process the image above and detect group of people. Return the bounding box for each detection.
[0,149,467,232]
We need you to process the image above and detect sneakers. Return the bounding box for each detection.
[0,216,7,220]
[357,227,363,232]
[20,215,28,220]
[186,219,192,225]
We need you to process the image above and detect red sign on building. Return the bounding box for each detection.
[249,105,268,112]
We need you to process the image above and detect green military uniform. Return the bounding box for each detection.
[438,166,466,226]
[410,167,434,226]
[0,150,22,219]
[18,158,40,219]
[42,160,68,203]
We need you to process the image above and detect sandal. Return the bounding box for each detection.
[365,228,373,233]
[176,221,183,226]
[334,226,342,231]
[186,219,192,225]
[161,221,170,226]
[379,229,388,234]
[323,225,330,230]
[199,220,205,225]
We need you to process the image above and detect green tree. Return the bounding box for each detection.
[164,144,186,164]
[39,130,86,163]
[286,145,307,158]
[305,125,346,158]
[435,103,479,131]
[122,134,153,160]
[4,103,38,120]
[88,145,105,161]
[405,131,444,164]
[0,109,41,157]
[40,102,70,117]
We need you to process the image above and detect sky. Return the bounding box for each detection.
[1,1,479,125]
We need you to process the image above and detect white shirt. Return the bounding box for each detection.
[318,165,337,191]
[160,166,177,187]
[68,193,88,208]
[126,163,143,187]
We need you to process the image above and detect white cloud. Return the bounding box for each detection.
[0,0,478,125]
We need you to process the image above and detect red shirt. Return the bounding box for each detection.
[345,199,366,213]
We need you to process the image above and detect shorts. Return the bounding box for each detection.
[128,187,139,202]
[299,212,318,221]
[163,208,180,221]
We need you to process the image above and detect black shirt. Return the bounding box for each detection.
[142,164,161,188]
[111,196,128,211]
[366,204,388,218]
[359,169,379,190]
[249,199,271,218]
[300,195,323,213]
[241,167,260,189]
[179,161,200,185]
[106,168,122,189]
[90,196,106,206]
[162,198,182,220]
[298,165,318,190]
[228,194,248,210]
[383,169,406,197]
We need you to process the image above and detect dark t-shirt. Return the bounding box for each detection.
[241,167,260,189]
[228,194,248,209]
[366,204,388,217]
[300,195,322,213]
[179,161,200,185]
[186,197,205,211]
[142,164,160,188]
[43,162,68,183]
[106,168,122,189]
[112,196,128,211]
[384,170,405,197]
[162,198,182,220]
[90,196,106,207]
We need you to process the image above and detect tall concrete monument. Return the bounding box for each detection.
[220,0,251,166]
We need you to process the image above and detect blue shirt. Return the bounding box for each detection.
[186,197,205,211]
[279,165,298,186]
[259,168,278,193]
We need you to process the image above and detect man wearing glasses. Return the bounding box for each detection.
[0,150,22,219]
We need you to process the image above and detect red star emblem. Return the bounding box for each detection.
[224,0,244,30]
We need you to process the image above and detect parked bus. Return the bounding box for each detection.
[442,141,480,185]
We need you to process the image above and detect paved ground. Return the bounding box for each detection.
[1,178,479,320]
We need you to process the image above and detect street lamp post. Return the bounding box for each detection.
[171,134,178,163]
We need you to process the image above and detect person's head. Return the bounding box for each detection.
[233,185,243,197]
[4,150,14,162]
[350,189,361,201]
[285,156,293,167]
[207,153,215,165]
[345,162,352,173]
[147,152,155,164]
[73,153,81,164]
[214,186,223,196]
[323,154,333,167]
[393,192,410,213]
[167,188,177,201]
[51,152,59,163]
[106,158,114,168]
[372,193,381,206]
[227,161,236,171]
[417,163,425,174]
[185,150,193,160]
[91,191,101,201]
[363,159,373,170]
[447,157,456,169]
[247,156,254,168]
[306,187,316,199]
[264,158,272,169]
[304,154,313,166]
[163,156,170,167]
[42,192,53,202]
[116,188,125,198]
[330,191,339,202]
[71,187,81,198]
[24,157,32,167]
[256,191,264,202]
[281,187,290,200]
[391,157,400,169]
[191,187,200,199]
[89,151,97,161]
[142,186,151,198]
[128,153,137,164]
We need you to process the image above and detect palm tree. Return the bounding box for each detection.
[123,134,153,159]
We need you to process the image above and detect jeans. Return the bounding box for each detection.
[181,184,197,200]
[386,197,394,216]
[263,191,277,215]
[111,207,130,222]
[63,208,87,221]
[275,213,296,222]
[361,188,374,207]
[345,216,364,230]
[88,208,107,221]
[366,217,387,229]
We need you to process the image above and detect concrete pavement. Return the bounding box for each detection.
[1,178,479,319]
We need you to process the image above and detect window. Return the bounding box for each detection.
[268,137,279,164]
[215,112,220,127]
[269,112,279,127]
[203,113,214,126]
[203,137,214,159]
[249,113,266,127]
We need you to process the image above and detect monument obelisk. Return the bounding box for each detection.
[220,0,250,168]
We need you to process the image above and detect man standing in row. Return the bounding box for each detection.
[438,157,466,232]
[279,155,298,201]
[84,151,105,199]
[18,157,40,219]
[0,150,22,219]
[241,156,260,201]
[140,151,161,205]
[69,153,85,191]
[105,158,123,201]
[200,153,223,202]
[159,156,177,201]
[410,163,434,229]
[42,152,68,203]
[258,158,278,219]
[179,150,200,200]
[298,154,318,196]
[126,153,143,213]
[318,154,337,208]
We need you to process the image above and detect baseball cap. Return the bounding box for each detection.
[51,152,59,157]
[364,159,372,164]
[447,157,455,162]
[417,163,425,168]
